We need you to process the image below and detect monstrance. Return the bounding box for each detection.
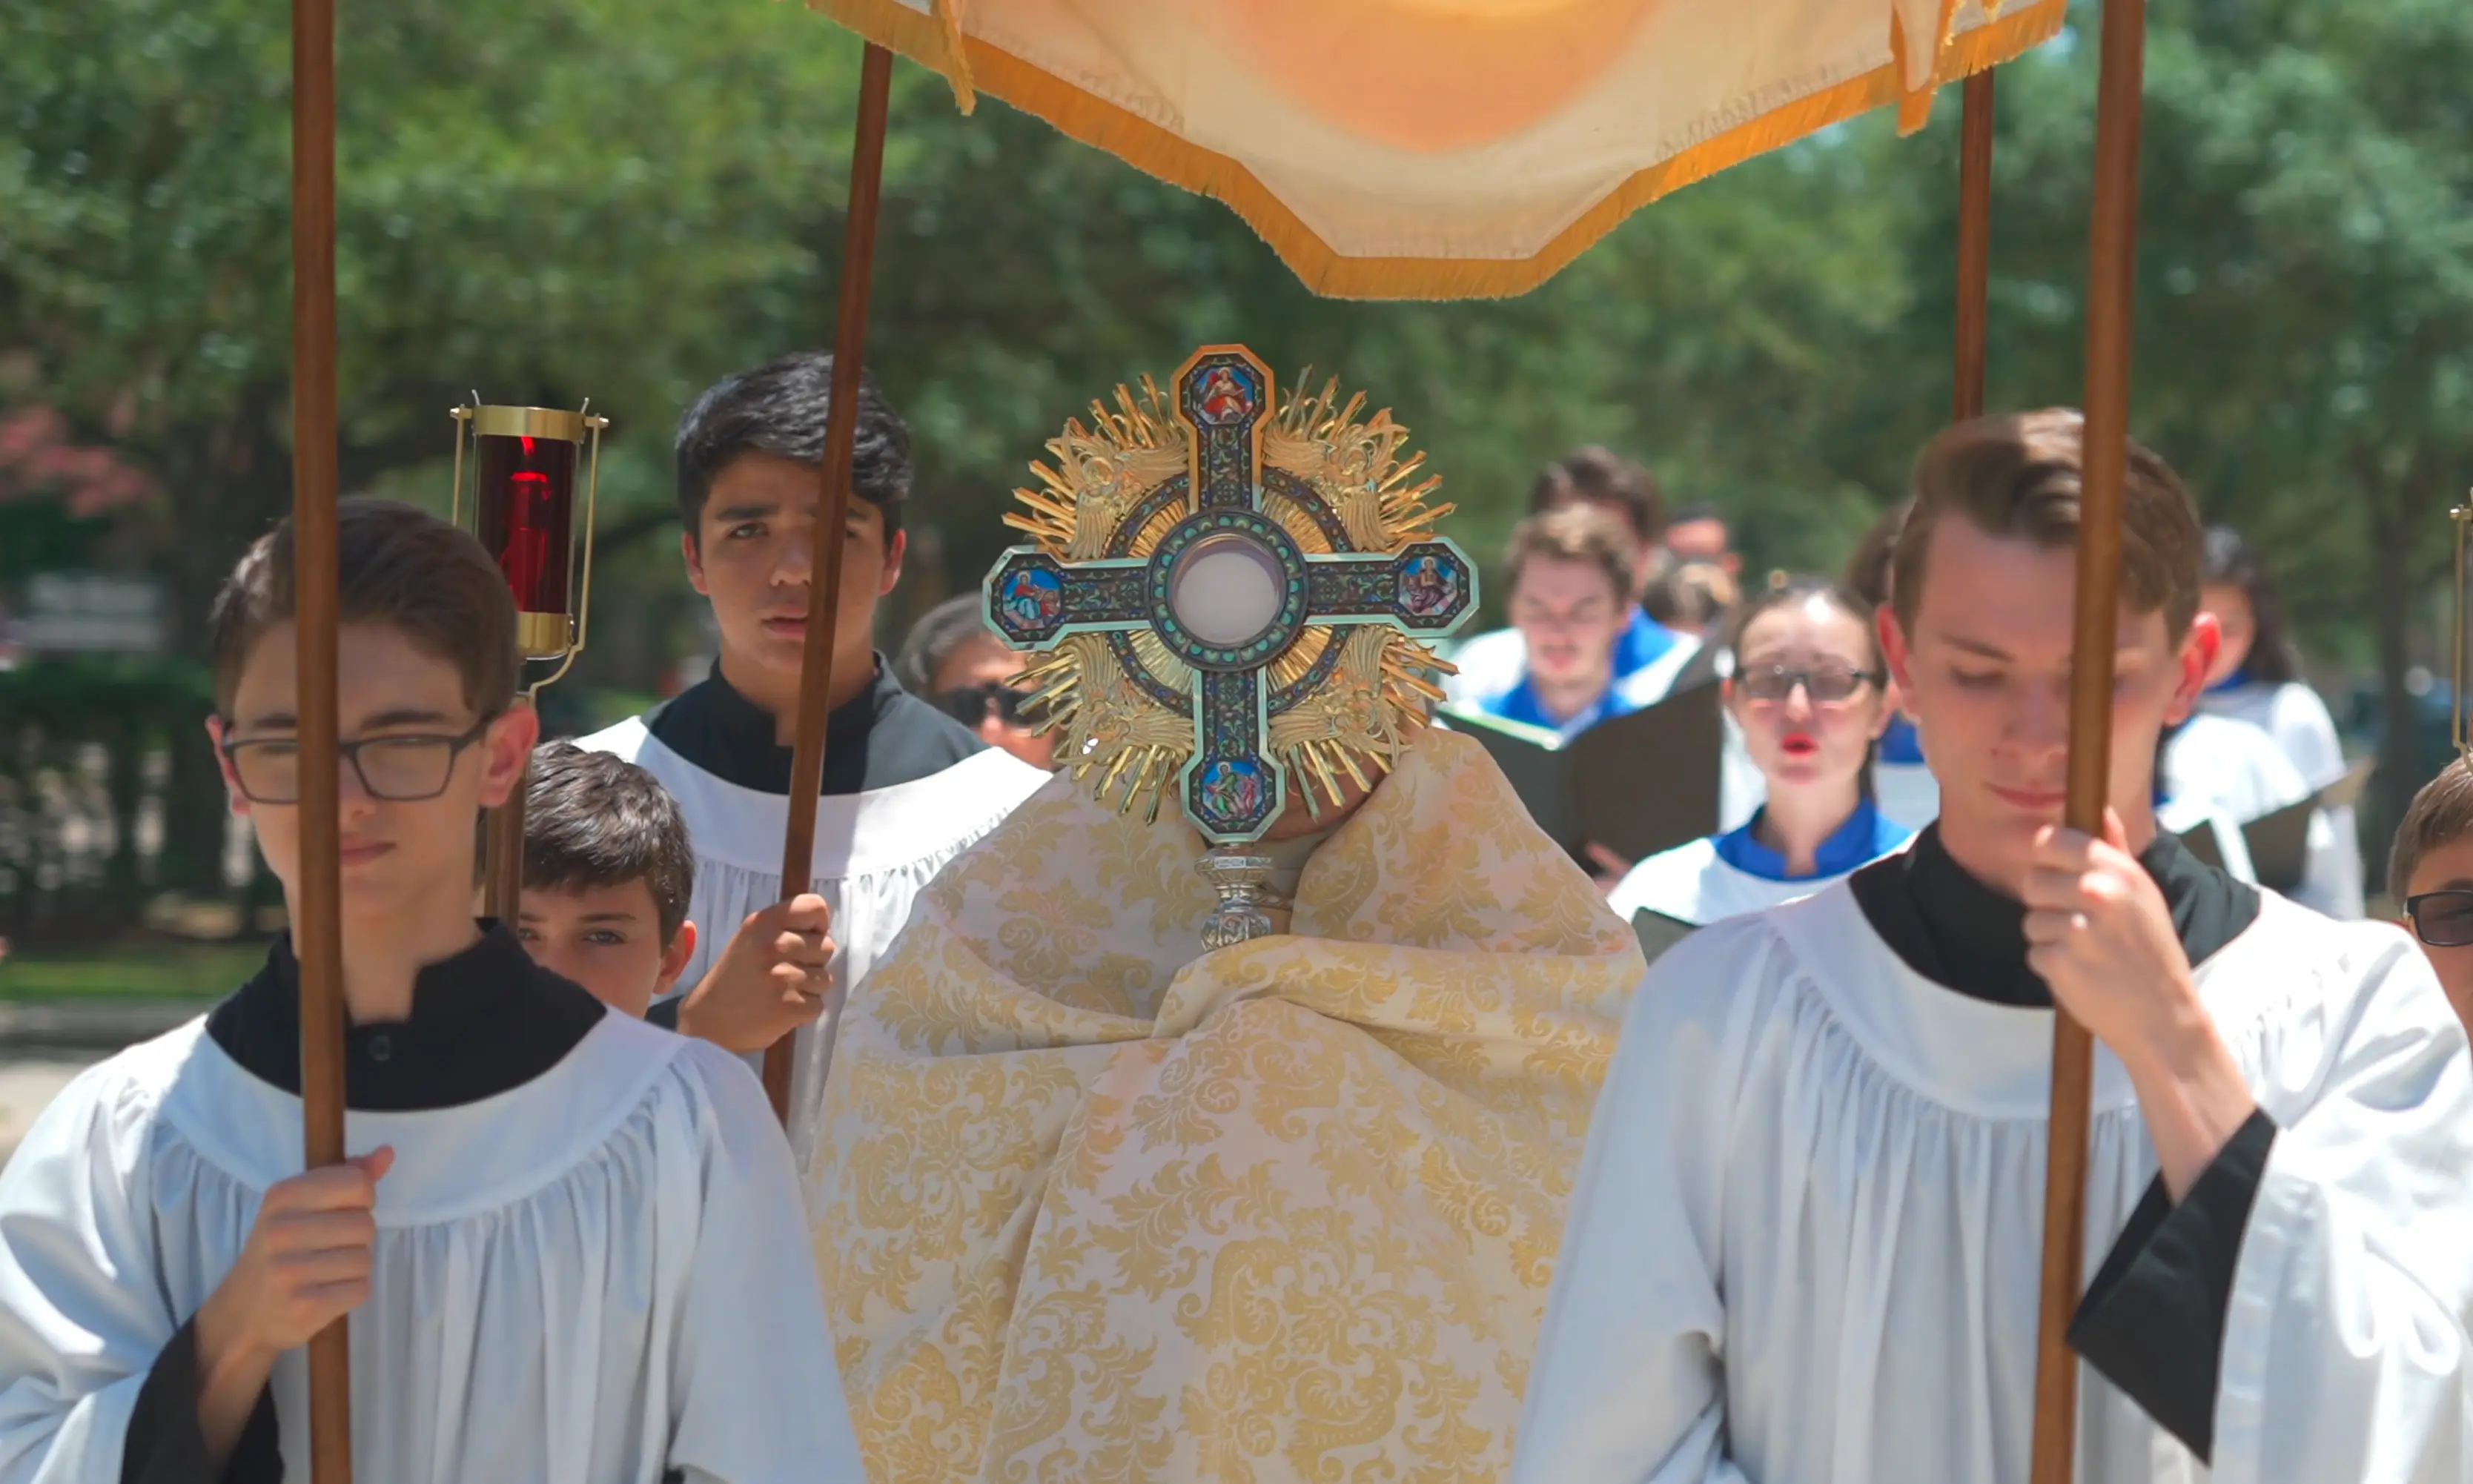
[984,346,1477,946]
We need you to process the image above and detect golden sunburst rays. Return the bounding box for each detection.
[1006,379,1188,561]
[1015,635,1194,824]
[1001,362,1461,831]
[1269,626,1451,818]
[1262,368,1454,554]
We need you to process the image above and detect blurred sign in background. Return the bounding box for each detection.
[12,573,165,657]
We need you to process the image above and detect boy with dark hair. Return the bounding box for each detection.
[580,351,1045,1156]
[1445,445,1703,713]
[0,499,861,1481]
[2390,755,2473,1036]
[517,741,700,1018]
[1521,411,2473,1484]
[1662,500,1740,577]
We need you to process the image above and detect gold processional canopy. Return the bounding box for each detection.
[809,0,2064,299]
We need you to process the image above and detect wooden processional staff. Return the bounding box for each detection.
[1953,70,1995,425]
[2033,0,2151,1478]
[288,0,351,1471]
[1938,21,2148,1478]
[282,36,897,1474]
[764,42,897,1123]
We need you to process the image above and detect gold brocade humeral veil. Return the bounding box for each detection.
[812,726,1644,1482]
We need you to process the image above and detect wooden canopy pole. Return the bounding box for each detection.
[765,42,896,1123]
[2029,0,2147,1480]
[483,786,526,921]
[1953,70,1996,423]
[290,0,351,1470]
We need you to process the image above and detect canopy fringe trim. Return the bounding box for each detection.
[802,0,2065,300]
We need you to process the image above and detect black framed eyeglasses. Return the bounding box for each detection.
[930,683,1037,729]
[1735,663,1884,706]
[217,716,496,804]
[2405,890,2473,948]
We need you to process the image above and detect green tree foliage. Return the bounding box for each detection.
[5,0,2467,849]
[0,0,1941,622]
[1930,0,2473,832]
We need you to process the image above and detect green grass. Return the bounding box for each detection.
[0,944,265,1001]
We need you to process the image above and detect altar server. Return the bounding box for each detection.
[0,501,861,1483]
[1517,411,2473,1484]
[580,352,1045,1155]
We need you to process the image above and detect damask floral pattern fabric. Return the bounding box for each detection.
[812,726,1645,1482]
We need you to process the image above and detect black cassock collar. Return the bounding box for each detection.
[206,922,605,1110]
[1850,821,2260,1006]
[645,653,983,797]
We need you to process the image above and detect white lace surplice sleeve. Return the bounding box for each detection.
[0,1063,171,1484]
[2210,932,2473,1484]
[663,1042,866,1484]
[1513,924,1770,1484]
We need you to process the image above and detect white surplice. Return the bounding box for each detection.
[1606,809,1913,928]
[577,719,1045,1155]
[0,1013,861,1484]
[1515,886,2473,1484]
[2163,711,2361,919]
[1606,835,1836,925]
[2198,678,2366,918]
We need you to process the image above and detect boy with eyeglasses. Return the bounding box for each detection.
[0,499,862,1481]
[2390,754,2473,1037]
[578,354,1045,1157]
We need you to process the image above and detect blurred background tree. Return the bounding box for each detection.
[2,0,2467,944]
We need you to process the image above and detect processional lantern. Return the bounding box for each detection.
[983,345,1477,947]
[449,402,609,680]
[448,400,610,916]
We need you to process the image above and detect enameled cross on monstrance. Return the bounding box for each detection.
[984,346,1476,847]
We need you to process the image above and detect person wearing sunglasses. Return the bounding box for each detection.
[1608,574,1912,927]
[2389,755,2473,1039]
[894,592,1057,770]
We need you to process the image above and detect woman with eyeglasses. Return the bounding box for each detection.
[2387,755,2473,1038]
[1608,576,1913,927]
[894,592,1058,770]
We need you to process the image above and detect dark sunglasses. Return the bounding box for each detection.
[931,683,1037,729]
[1734,663,1884,706]
[2405,890,2473,949]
